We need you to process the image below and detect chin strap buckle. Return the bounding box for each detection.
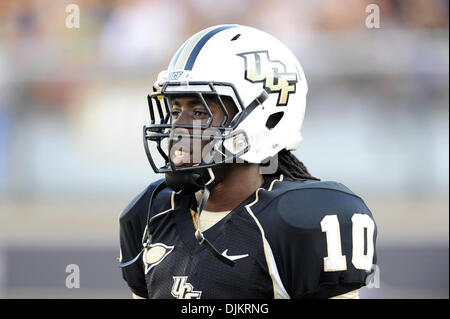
[195,229,205,245]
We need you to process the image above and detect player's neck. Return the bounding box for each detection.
[203,164,263,212]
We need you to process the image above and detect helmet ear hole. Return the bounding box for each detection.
[265,111,284,130]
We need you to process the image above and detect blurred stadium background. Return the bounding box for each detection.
[0,0,448,299]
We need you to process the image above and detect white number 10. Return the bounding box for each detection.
[320,214,375,272]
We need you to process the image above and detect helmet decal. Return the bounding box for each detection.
[237,50,298,106]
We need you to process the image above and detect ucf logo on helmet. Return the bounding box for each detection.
[238,50,297,106]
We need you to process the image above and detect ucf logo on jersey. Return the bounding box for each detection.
[238,50,297,106]
[171,276,202,299]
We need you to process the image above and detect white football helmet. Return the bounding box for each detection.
[144,24,308,175]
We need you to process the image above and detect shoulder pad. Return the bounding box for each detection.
[255,178,376,298]
[276,181,371,229]
[269,178,358,197]
[255,179,372,229]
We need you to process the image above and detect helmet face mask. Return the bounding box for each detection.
[144,81,250,174]
[143,24,308,186]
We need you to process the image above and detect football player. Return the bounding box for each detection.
[119,25,377,299]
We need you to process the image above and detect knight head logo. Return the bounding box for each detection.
[142,243,174,274]
[238,50,298,106]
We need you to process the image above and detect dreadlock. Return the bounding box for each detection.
[273,149,320,181]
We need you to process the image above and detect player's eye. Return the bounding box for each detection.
[193,110,208,118]
[171,110,181,119]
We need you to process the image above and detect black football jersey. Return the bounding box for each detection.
[119,175,377,299]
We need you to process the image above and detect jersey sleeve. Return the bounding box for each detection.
[119,185,153,298]
[267,186,377,299]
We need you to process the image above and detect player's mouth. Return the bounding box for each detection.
[171,148,192,167]
[170,135,208,168]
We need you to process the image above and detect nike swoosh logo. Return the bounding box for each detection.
[221,249,249,261]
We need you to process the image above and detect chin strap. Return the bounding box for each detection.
[120,171,235,269]
[173,167,235,266]
[119,180,167,268]
[194,185,235,267]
